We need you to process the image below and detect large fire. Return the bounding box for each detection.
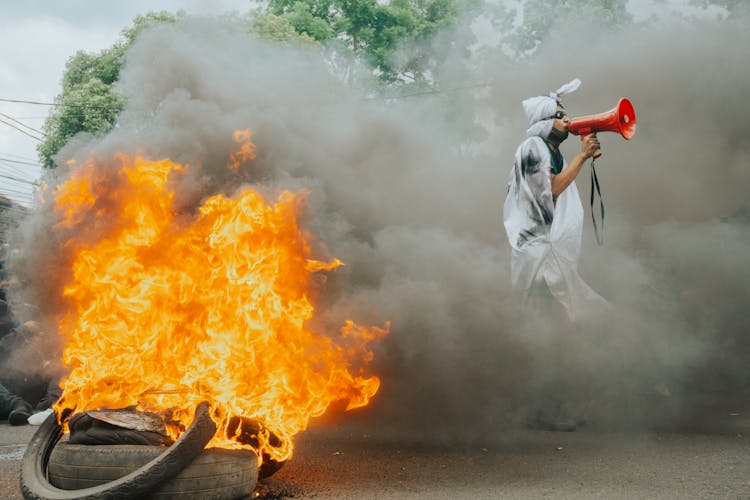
[50,131,388,463]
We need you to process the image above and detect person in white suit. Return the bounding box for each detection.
[504,79,609,430]
[504,78,608,323]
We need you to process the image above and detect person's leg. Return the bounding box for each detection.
[0,381,33,425]
[35,376,63,411]
[523,281,579,431]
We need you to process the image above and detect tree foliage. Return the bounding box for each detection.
[37,79,124,168]
[267,0,482,84]
[251,11,321,43]
[38,10,324,168]
[39,1,737,168]
[38,12,180,168]
[507,0,632,57]
[38,3,483,167]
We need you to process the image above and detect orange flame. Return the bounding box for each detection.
[51,135,387,463]
[228,129,257,171]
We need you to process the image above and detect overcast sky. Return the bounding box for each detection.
[0,0,707,207]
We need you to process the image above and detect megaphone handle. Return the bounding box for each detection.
[580,135,602,158]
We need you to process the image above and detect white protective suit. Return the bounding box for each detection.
[503,79,608,321]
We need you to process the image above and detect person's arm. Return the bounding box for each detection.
[551,134,599,198]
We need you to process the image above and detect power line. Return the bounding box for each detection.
[0,168,39,187]
[0,186,35,198]
[0,200,33,209]
[0,97,57,106]
[0,151,40,162]
[0,188,33,199]
[0,112,46,137]
[0,182,33,194]
[0,97,121,110]
[2,80,495,112]
[0,157,43,168]
[0,158,35,172]
[0,182,36,194]
[0,193,34,204]
[364,81,495,100]
[0,194,34,205]
[0,163,35,179]
[0,117,43,142]
[0,172,40,186]
[0,97,65,107]
[0,205,34,212]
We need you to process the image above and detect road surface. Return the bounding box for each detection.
[2,414,748,499]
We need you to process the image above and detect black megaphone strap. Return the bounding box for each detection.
[590,158,605,246]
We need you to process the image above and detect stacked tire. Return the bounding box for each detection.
[48,444,258,500]
[20,403,260,500]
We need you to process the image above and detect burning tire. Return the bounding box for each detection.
[47,444,258,499]
[21,402,219,500]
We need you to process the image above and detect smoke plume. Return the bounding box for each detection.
[8,11,750,443]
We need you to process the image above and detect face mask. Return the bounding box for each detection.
[548,126,568,143]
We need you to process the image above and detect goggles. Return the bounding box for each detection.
[545,110,567,120]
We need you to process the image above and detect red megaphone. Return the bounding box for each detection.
[568,98,636,158]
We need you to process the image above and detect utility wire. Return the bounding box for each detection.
[0,195,34,206]
[0,117,43,142]
[0,164,35,180]
[0,112,46,136]
[1,79,494,111]
[1,189,34,196]
[0,158,34,172]
[0,97,121,110]
[365,81,495,100]
[0,190,33,199]
[0,170,39,188]
[0,157,43,168]
[0,182,36,193]
[0,183,36,195]
[0,200,33,209]
[0,208,30,214]
[0,172,40,185]
[0,97,57,106]
[0,151,40,162]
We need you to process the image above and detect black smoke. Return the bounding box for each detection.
[8,10,750,442]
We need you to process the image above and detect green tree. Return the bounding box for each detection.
[267,0,482,85]
[38,11,180,168]
[250,11,321,43]
[507,0,633,58]
[37,78,124,168]
[38,10,321,169]
[38,3,487,168]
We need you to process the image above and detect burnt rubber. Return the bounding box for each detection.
[48,444,258,499]
[21,402,217,500]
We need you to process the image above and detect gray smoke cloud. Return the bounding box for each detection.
[7,11,749,443]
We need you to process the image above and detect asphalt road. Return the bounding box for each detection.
[2,413,749,500]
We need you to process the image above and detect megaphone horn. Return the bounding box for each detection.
[568,98,637,158]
